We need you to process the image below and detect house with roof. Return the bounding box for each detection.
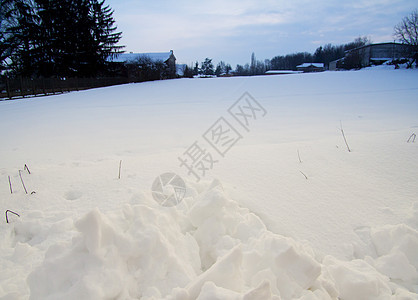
[112,50,176,78]
[296,63,324,73]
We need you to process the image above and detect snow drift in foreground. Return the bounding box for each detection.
[23,181,417,300]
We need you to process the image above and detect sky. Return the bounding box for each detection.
[105,0,417,66]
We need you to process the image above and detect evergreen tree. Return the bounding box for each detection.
[193,61,199,76]
[35,0,123,77]
[183,65,193,78]
[0,0,40,76]
[215,61,226,76]
[313,46,324,62]
[88,0,123,75]
[225,63,232,75]
[201,58,214,76]
[0,0,123,77]
[0,0,13,72]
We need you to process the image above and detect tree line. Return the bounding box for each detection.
[186,37,371,78]
[188,9,417,77]
[0,0,123,78]
[122,55,175,81]
[146,9,416,78]
[1,3,416,83]
[271,36,370,71]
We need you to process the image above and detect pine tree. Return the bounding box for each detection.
[35,0,123,77]
[0,0,14,72]
[193,61,199,76]
[90,1,123,69]
[0,0,123,77]
[201,58,214,76]
[215,61,226,76]
[1,0,40,76]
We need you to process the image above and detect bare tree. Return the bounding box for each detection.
[394,10,418,68]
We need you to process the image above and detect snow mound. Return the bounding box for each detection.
[370,224,418,289]
[26,181,418,299]
[27,205,200,299]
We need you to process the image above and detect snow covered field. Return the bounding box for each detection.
[1,67,417,299]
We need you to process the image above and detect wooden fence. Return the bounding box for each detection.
[0,77,133,100]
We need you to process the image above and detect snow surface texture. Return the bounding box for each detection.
[1,68,418,299]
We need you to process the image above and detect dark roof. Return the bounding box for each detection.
[345,42,405,53]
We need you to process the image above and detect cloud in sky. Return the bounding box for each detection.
[106,0,417,66]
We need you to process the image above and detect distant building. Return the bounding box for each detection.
[328,59,342,71]
[265,70,303,75]
[296,63,324,73]
[332,42,410,70]
[112,50,176,78]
